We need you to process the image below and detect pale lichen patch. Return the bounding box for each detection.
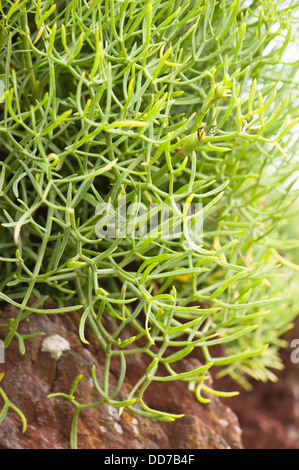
[41,334,70,361]
[114,422,123,434]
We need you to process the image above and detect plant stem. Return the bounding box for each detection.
[20,11,40,99]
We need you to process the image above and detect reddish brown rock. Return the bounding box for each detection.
[0,304,243,449]
[213,316,299,449]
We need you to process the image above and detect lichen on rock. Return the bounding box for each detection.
[41,335,71,361]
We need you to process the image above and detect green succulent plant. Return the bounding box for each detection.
[1,0,299,448]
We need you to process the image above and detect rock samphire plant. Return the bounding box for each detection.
[1,0,299,448]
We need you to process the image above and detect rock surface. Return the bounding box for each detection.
[0,302,242,449]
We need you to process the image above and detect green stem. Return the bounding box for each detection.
[75,276,107,352]
[20,11,40,98]
[103,341,111,395]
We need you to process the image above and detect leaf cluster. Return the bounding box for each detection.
[0,0,299,447]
